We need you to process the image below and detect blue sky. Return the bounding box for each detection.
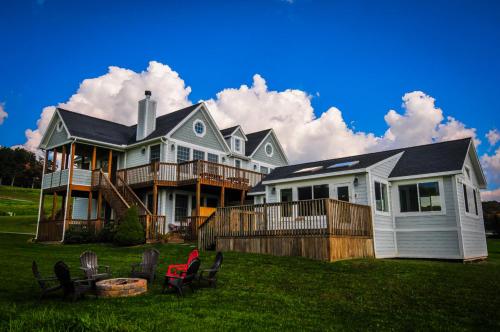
[1,0,499,192]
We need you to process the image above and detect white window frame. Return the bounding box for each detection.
[56,120,64,132]
[265,142,274,157]
[393,177,446,217]
[333,182,353,203]
[372,177,390,216]
[234,159,242,168]
[234,137,242,153]
[192,119,206,138]
[461,175,481,219]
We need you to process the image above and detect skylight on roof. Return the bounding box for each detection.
[328,160,360,169]
[294,166,323,173]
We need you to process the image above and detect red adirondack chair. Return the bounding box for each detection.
[165,249,199,279]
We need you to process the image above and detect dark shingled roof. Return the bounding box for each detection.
[245,129,272,157]
[220,126,239,137]
[57,103,201,146]
[249,181,265,194]
[262,138,472,182]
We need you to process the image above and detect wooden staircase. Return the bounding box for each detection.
[93,170,152,220]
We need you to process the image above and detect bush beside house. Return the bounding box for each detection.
[113,206,145,246]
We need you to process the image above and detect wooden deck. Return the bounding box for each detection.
[116,160,264,190]
[199,199,374,261]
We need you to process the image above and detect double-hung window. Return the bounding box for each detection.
[374,181,389,213]
[234,138,242,153]
[177,146,190,163]
[193,149,205,161]
[150,144,161,163]
[463,184,479,216]
[398,181,442,213]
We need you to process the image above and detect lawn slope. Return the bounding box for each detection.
[1,233,499,331]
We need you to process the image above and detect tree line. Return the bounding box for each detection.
[0,147,44,188]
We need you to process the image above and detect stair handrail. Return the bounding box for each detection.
[98,169,130,210]
[116,174,152,216]
[198,211,218,250]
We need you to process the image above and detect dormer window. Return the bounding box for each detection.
[193,120,206,137]
[234,138,242,153]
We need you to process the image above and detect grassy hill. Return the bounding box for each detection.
[0,186,60,234]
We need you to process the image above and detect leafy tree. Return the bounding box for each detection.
[113,206,145,246]
[0,147,43,188]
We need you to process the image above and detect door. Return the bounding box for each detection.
[175,194,189,223]
[335,184,351,202]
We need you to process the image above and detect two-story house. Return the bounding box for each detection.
[36,91,288,242]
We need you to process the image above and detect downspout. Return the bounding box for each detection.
[35,149,47,240]
[61,138,76,243]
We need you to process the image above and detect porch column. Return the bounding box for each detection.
[87,191,93,221]
[220,186,225,208]
[196,180,201,215]
[91,146,97,170]
[64,143,76,229]
[61,145,66,170]
[52,148,58,172]
[153,184,158,216]
[96,189,102,231]
[240,190,246,205]
[107,149,112,175]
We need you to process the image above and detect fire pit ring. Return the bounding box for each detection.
[95,278,147,298]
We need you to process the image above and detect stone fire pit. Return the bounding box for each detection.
[95,278,147,298]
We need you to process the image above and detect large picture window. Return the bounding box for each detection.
[374,181,389,212]
[177,146,190,163]
[399,181,442,213]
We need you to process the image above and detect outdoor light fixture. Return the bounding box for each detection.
[271,187,276,194]
[169,193,173,200]
[171,144,175,151]
[353,177,359,187]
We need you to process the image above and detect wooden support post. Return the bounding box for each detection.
[220,186,225,208]
[153,184,158,216]
[43,150,49,174]
[240,190,246,205]
[87,191,93,221]
[196,180,201,215]
[91,146,97,171]
[65,189,72,229]
[107,149,112,175]
[61,145,66,170]
[96,189,102,231]
[68,143,75,185]
[51,193,57,220]
[52,148,58,172]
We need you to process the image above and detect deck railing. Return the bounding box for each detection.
[139,215,167,241]
[116,160,264,190]
[198,199,373,249]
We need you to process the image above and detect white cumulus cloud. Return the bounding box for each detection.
[486,129,500,147]
[23,61,192,151]
[0,103,7,125]
[481,148,500,187]
[23,61,483,169]
[481,188,500,202]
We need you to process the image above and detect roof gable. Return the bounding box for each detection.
[388,138,471,178]
[39,110,71,149]
[168,103,230,152]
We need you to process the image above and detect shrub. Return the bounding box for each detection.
[96,222,116,243]
[113,206,145,246]
[64,227,94,244]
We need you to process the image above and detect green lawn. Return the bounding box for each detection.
[0,215,37,234]
[0,185,61,217]
[0,232,499,331]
